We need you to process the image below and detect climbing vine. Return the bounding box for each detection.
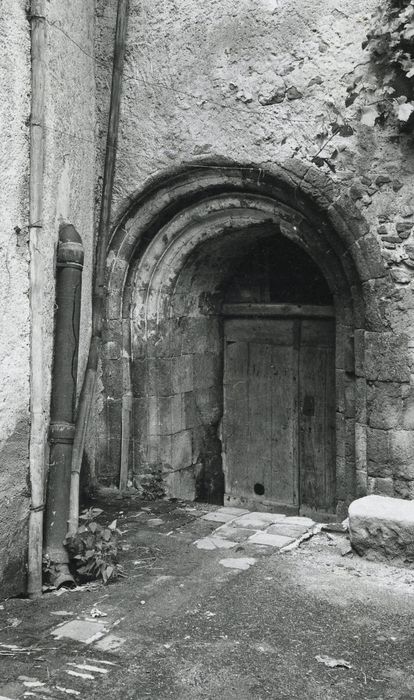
[347,0,414,127]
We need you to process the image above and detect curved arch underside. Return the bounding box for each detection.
[99,160,411,515]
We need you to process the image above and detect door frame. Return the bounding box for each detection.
[221,303,336,518]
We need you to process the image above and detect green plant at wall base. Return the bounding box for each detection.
[64,508,125,584]
[347,0,414,126]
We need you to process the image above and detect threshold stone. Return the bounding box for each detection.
[349,495,414,563]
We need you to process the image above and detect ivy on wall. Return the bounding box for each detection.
[348,0,414,127]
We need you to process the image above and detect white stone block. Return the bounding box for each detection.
[349,495,414,562]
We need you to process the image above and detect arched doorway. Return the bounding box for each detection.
[101,160,396,519]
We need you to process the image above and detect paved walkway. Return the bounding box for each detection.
[1,497,414,699]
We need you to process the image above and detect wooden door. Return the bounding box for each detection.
[223,316,335,513]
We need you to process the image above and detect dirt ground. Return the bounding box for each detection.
[1,495,414,700]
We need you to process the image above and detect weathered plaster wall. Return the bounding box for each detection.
[97,1,414,502]
[0,0,31,596]
[0,1,96,596]
[43,0,96,414]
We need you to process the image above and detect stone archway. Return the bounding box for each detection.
[100,159,410,519]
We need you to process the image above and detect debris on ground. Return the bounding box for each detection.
[315,654,352,669]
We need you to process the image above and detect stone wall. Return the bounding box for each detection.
[130,315,223,502]
[96,1,414,505]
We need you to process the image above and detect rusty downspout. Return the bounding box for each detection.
[68,0,130,536]
[43,225,84,588]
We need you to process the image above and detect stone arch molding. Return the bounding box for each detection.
[100,159,412,515]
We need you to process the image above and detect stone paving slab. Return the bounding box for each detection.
[217,507,250,516]
[194,536,238,550]
[266,523,310,538]
[201,512,239,523]
[219,557,256,570]
[248,532,296,548]
[232,512,286,530]
[214,525,258,542]
[51,619,107,644]
[280,516,314,527]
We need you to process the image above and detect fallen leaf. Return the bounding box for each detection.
[398,102,414,122]
[23,680,46,688]
[316,654,352,669]
[360,105,378,127]
[55,687,80,696]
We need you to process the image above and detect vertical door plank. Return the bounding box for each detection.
[247,342,272,497]
[299,319,335,512]
[270,344,299,505]
[223,338,249,496]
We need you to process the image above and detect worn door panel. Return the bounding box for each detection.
[223,317,335,512]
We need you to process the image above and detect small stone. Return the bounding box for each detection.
[403,259,414,269]
[339,541,353,556]
[308,75,323,87]
[396,221,413,234]
[349,183,366,201]
[258,78,285,105]
[377,224,389,236]
[361,194,372,206]
[236,89,253,103]
[286,86,302,100]
[404,243,414,257]
[382,236,400,244]
[375,174,392,186]
[391,268,411,284]
[393,179,403,191]
[193,144,213,155]
[401,205,414,218]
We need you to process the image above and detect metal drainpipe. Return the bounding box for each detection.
[43,224,84,588]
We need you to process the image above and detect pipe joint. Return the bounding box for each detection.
[57,224,84,267]
[49,421,76,444]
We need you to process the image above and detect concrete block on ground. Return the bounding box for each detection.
[349,495,414,562]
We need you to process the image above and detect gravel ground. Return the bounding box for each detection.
[1,495,414,699]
